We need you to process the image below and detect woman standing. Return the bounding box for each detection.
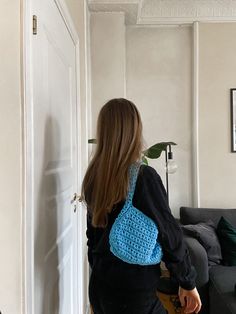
[82,98,202,314]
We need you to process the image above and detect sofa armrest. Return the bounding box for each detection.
[183,235,209,288]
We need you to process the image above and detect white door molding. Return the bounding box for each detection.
[84,2,92,312]
[22,2,34,313]
[192,21,200,207]
[22,1,85,313]
[54,0,79,45]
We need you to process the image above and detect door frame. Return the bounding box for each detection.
[22,1,84,313]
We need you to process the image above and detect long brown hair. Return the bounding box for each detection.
[81,98,143,227]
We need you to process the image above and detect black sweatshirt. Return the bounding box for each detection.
[86,164,197,291]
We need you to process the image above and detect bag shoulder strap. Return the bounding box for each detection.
[125,161,143,205]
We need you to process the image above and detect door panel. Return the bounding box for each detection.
[31,0,78,313]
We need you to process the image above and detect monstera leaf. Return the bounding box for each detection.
[142,142,177,159]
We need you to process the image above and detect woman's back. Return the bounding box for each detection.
[82,98,201,314]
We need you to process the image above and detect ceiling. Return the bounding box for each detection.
[88,0,236,25]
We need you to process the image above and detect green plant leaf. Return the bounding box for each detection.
[142,156,149,165]
[88,138,97,144]
[143,142,177,159]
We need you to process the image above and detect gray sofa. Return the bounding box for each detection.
[180,207,236,314]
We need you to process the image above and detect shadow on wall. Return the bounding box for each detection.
[34,116,60,314]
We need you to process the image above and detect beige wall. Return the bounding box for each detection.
[126,26,193,216]
[199,23,236,208]
[90,19,192,216]
[90,18,236,213]
[90,12,126,135]
[0,0,22,313]
[90,18,193,216]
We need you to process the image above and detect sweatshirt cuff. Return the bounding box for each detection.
[179,281,196,290]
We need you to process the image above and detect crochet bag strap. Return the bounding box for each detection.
[125,161,143,206]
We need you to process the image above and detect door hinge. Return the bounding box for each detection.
[33,15,37,35]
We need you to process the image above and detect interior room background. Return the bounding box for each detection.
[1,1,236,313]
[90,13,236,217]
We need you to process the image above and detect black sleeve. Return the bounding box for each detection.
[86,211,94,269]
[86,210,106,269]
[134,165,197,290]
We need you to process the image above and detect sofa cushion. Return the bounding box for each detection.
[182,220,222,265]
[209,265,236,314]
[217,216,236,266]
[180,207,236,227]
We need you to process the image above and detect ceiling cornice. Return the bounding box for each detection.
[88,0,236,25]
[88,1,140,24]
[139,0,236,24]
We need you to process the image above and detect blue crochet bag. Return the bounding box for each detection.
[109,161,163,265]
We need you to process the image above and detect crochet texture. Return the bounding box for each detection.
[109,162,163,265]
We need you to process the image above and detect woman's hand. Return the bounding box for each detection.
[178,286,202,313]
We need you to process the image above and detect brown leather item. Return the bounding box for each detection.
[156,291,185,314]
[156,267,185,314]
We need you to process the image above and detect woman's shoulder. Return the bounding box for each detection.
[139,163,161,181]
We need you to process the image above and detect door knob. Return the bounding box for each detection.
[71,193,82,213]
[71,193,82,204]
[71,193,82,212]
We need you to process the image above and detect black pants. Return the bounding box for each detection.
[89,272,167,314]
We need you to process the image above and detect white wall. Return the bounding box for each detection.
[90,12,126,135]
[90,17,193,216]
[199,23,236,208]
[90,16,236,214]
[0,1,22,313]
[126,26,193,216]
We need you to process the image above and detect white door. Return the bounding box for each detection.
[30,0,79,313]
